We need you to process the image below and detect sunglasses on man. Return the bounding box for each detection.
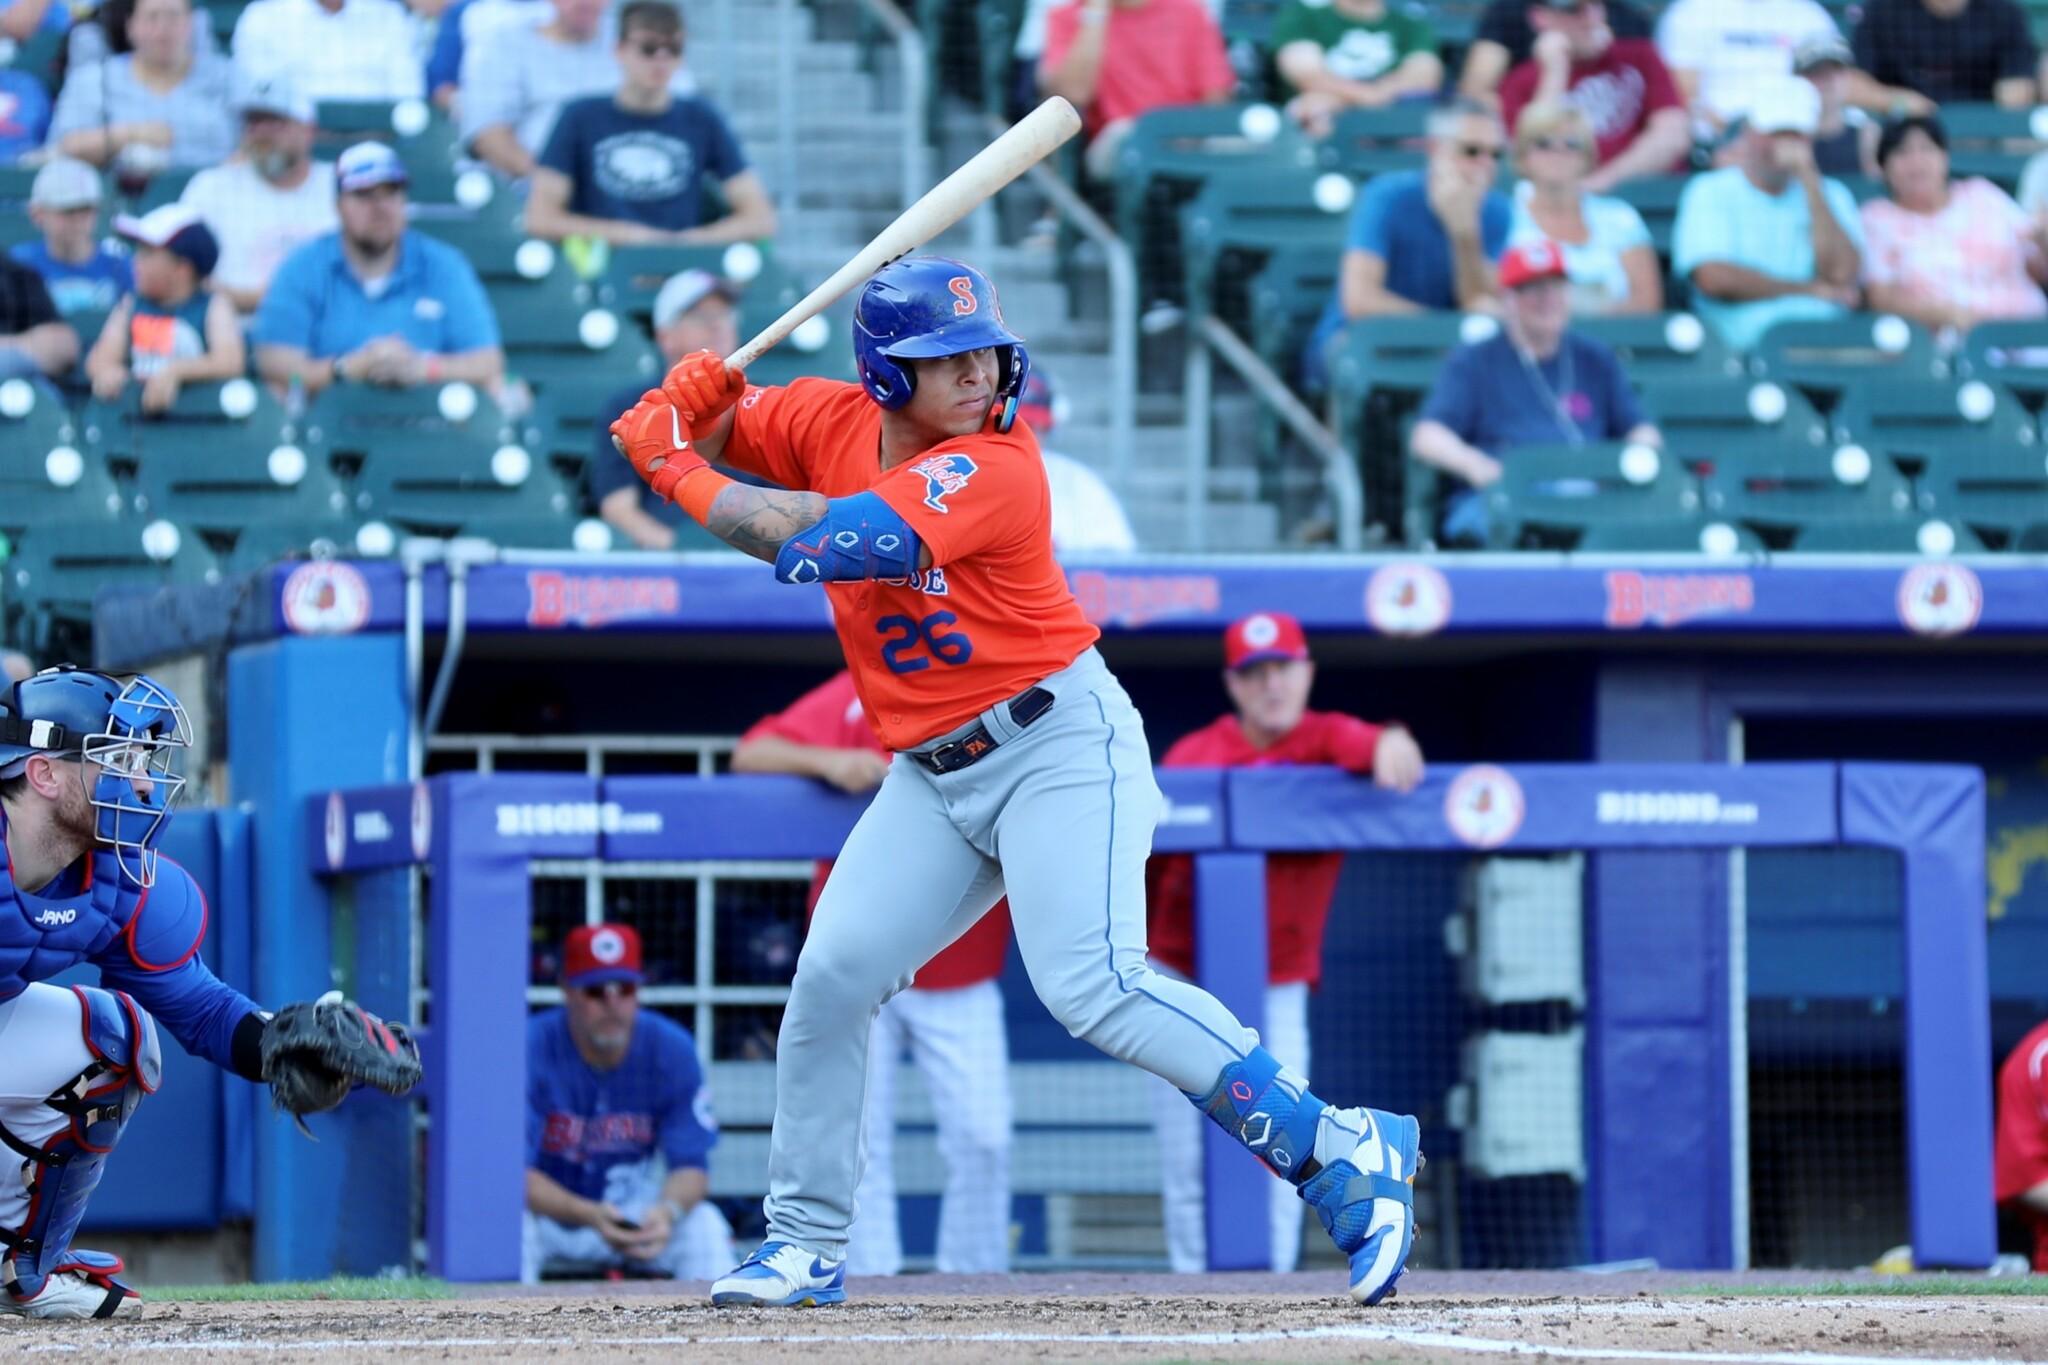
[576,981,639,1002]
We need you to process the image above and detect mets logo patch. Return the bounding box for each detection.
[911,453,978,513]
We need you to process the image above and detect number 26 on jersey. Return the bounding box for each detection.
[878,611,974,674]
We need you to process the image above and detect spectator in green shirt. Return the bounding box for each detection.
[1273,0,1443,137]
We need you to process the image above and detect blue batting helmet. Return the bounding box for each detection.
[0,666,191,887]
[853,256,1031,432]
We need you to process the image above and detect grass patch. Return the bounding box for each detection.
[1680,1277,2048,1298]
[149,1276,453,1303]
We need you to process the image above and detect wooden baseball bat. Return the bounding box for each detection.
[724,97,1083,371]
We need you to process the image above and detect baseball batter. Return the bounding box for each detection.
[0,667,418,1319]
[735,671,1015,1275]
[610,256,1420,1308]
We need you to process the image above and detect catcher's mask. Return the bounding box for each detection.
[0,667,192,888]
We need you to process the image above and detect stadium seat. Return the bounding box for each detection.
[1918,441,2048,548]
[0,379,126,539]
[81,378,293,472]
[1573,518,1766,554]
[1330,315,1488,542]
[326,387,571,533]
[413,216,545,282]
[1748,314,1943,404]
[1314,104,1432,178]
[1829,379,2037,473]
[127,167,199,214]
[1958,320,2048,408]
[1638,376,1833,462]
[598,244,788,325]
[1700,439,1922,548]
[1928,103,2043,189]
[6,520,219,657]
[1483,440,1702,550]
[1178,168,1347,330]
[744,296,858,388]
[0,165,42,248]
[1609,175,1689,258]
[225,519,382,573]
[1576,313,1739,381]
[1790,517,1986,554]
[527,377,636,484]
[315,99,468,204]
[458,516,613,552]
[304,379,518,474]
[1248,243,1340,375]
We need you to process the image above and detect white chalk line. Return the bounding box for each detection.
[12,1323,2045,1364]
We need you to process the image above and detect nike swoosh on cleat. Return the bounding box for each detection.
[809,1258,833,1279]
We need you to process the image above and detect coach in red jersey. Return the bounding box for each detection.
[1996,1018,2048,1271]
[1145,611,1424,1271]
[734,671,1014,1276]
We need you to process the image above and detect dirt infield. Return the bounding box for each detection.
[6,1271,2045,1363]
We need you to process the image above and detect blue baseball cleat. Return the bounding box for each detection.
[1299,1107,1422,1306]
[709,1241,847,1307]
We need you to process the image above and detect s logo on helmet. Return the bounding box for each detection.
[948,276,978,316]
[910,453,977,513]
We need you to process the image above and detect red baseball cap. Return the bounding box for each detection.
[1498,239,1569,291]
[562,923,644,988]
[1224,611,1310,671]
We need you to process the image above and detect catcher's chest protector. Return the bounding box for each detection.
[0,810,136,1002]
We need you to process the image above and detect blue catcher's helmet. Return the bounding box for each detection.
[853,256,1031,432]
[0,666,191,887]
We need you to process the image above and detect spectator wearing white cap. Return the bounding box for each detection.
[1410,238,1660,544]
[594,267,740,547]
[1673,76,1864,353]
[524,0,773,247]
[48,0,235,170]
[254,142,503,396]
[179,72,338,316]
[10,158,132,319]
[231,0,424,103]
[1012,369,1139,555]
[85,204,245,413]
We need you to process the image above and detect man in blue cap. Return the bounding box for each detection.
[254,141,504,397]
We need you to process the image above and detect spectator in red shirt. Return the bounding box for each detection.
[733,672,1014,1275]
[1499,0,1689,191]
[1144,611,1425,1272]
[1995,1018,2048,1270]
[1039,0,1236,179]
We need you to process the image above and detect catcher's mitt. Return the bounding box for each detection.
[261,991,422,1133]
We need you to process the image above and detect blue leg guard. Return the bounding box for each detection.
[1192,1047,1327,1185]
[1,986,160,1313]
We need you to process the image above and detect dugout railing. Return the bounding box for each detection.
[308,760,1991,1282]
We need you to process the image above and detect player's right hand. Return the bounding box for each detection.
[663,349,747,425]
[610,389,705,503]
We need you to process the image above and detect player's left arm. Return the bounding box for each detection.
[91,861,269,1081]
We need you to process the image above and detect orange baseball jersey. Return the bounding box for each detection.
[740,670,1012,990]
[720,377,1100,751]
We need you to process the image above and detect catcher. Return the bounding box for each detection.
[0,666,421,1320]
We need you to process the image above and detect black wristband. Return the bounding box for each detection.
[231,1010,269,1083]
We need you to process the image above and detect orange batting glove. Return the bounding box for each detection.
[609,389,707,505]
[663,350,747,425]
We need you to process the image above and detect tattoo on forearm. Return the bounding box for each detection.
[707,486,829,563]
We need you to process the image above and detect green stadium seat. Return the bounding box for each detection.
[304,380,520,476]
[1610,175,1689,257]
[1830,379,2038,471]
[1314,104,1432,178]
[1789,518,1986,553]
[1577,313,1740,381]
[1330,314,1487,542]
[2016,521,2048,550]
[1483,440,1702,549]
[1178,168,1348,328]
[0,379,126,539]
[125,167,199,214]
[6,520,220,656]
[1700,438,1922,548]
[744,296,858,389]
[1638,376,1833,462]
[413,216,545,281]
[0,165,42,248]
[1748,314,1944,405]
[81,377,292,472]
[1573,518,1767,554]
[458,515,611,552]
[527,377,636,484]
[486,264,609,352]
[1958,320,2048,407]
[1927,104,2045,189]
[315,99,468,204]
[1248,243,1340,374]
[598,244,787,325]
[226,519,381,573]
[356,438,575,535]
[1918,441,2048,547]
[1112,104,1320,306]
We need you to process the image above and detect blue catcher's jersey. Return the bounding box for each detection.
[0,806,262,1072]
[527,1009,718,1203]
